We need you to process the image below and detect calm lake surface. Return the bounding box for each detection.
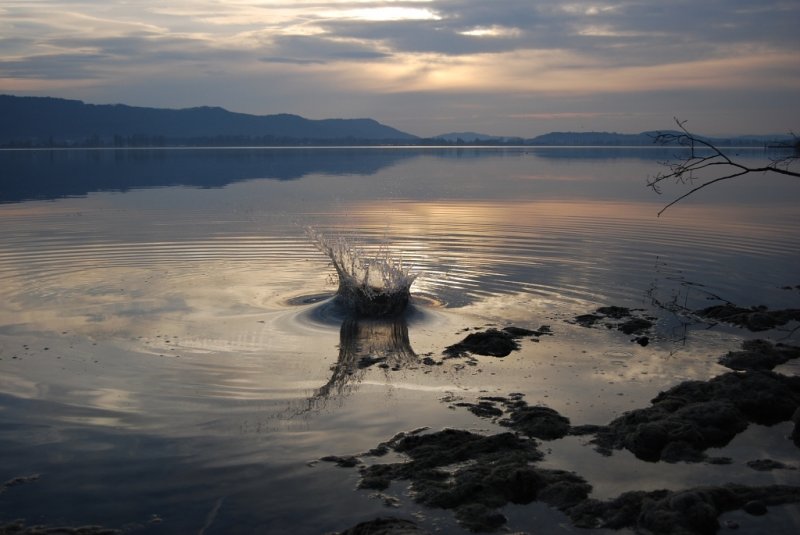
[1,147,798,533]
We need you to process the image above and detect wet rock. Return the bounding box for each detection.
[590,370,800,462]
[567,484,800,535]
[619,317,653,335]
[499,405,571,440]
[718,339,800,371]
[569,424,607,436]
[746,459,795,471]
[340,427,590,532]
[390,428,544,469]
[449,393,572,440]
[536,472,593,509]
[501,326,535,337]
[597,306,634,318]
[660,441,707,464]
[792,407,800,447]
[455,401,504,418]
[336,517,428,535]
[743,500,767,516]
[320,455,362,468]
[1,474,40,493]
[443,329,521,358]
[572,305,656,341]
[695,304,800,332]
[454,504,507,532]
[574,313,603,327]
[532,325,553,337]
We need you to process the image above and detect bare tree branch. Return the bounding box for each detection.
[647,118,799,216]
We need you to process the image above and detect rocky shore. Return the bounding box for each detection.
[329,306,800,534]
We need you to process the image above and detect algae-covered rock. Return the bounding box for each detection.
[567,484,800,535]
[339,427,590,532]
[718,339,800,371]
[499,405,571,440]
[591,370,800,462]
[447,393,572,441]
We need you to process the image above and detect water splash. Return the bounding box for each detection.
[307,228,418,317]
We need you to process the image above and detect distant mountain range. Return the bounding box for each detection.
[0,95,417,146]
[0,95,794,148]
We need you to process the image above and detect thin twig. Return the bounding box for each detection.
[648,118,799,215]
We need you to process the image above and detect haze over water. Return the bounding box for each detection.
[0,147,798,533]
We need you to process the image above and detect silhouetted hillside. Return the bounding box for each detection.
[0,95,418,146]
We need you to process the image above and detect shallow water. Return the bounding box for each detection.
[0,147,798,533]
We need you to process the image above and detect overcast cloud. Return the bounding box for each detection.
[1,0,798,136]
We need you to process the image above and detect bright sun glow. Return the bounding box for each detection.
[321,6,440,21]
[460,25,521,38]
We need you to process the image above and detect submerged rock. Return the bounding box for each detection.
[447,393,572,441]
[571,305,656,341]
[718,339,800,371]
[499,404,571,440]
[619,317,654,335]
[0,521,119,535]
[596,306,634,319]
[320,455,362,468]
[746,459,796,472]
[454,400,504,418]
[574,313,603,327]
[336,517,428,535]
[695,304,800,332]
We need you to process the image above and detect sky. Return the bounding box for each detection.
[1,0,799,137]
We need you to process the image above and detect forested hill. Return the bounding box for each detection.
[0,95,418,146]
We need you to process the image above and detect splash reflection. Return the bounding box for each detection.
[299,315,417,413]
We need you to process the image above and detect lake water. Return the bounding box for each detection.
[1,147,798,533]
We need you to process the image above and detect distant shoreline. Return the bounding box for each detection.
[0,144,790,151]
